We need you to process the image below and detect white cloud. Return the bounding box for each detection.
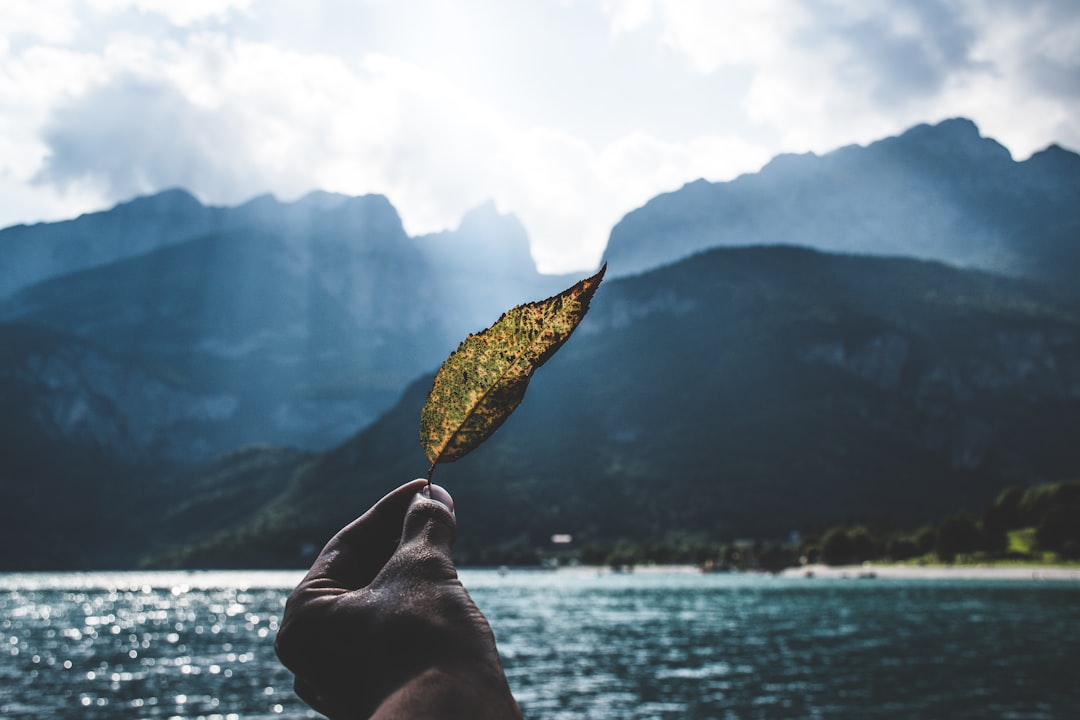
[2,0,1078,274]
[26,24,760,272]
[0,0,81,45]
[623,1,969,150]
[607,0,1080,158]
[604,0,654,36]
[0,23,110,224]
[953,0,1080,158]
[655,0,796,71]
[86,0,255,26]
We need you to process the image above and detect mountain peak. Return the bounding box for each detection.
[456,200,526,238]
[758,150,820,177]
[919,116,980,137]
[460,198,500,221]
[603,117,1076,280]
[887,117,1012,163]
[110,187,205,215]
[1023,142,1080,175]
[295,190,352,211]
[235,193,281,213]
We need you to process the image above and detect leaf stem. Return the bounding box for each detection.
[425,462,436,491]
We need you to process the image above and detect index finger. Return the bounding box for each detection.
[300,478,432,594]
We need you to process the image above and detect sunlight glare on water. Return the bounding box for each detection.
[1,569,1078,719]
[0,571,310,719]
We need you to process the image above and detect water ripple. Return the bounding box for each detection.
[1,570,1078,719]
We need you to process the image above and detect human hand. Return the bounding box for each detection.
[275,478,522,719]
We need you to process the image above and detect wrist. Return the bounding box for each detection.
[369,663,522,720]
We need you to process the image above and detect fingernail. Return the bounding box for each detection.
[427,483,454,512]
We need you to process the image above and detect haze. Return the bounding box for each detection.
[2,0,1078,272]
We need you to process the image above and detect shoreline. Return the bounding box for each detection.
[4,564,1079,588]
[778,563,1080,581]
[477,563,1080,581]
[520,563,1080,581]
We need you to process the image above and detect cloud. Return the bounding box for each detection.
[0,1,82,47]
[607,0,1080,157]
[6,0,1080,274]
[0,11,112,225]
[613,1,980,148]
[27,24,763,272]
[86,0,255,27]
[496,128,770,272]
[37,77,233,199]
[805,1,980,105]
[958,0,1080,155]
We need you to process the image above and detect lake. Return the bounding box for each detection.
[1,569,1078,719]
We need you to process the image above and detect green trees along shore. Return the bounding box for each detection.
[561,480,1080,573]
[810,479,1080,567]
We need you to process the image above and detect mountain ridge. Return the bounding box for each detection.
[144,245,1080,568]
[603,117,1080,286]
[3,117,1080,569]
[0,188,542,300]
[1,191,564,456]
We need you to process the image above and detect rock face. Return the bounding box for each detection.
[0,192,558,459]
[1,189,216,298]
[153,246,1080,568]
[0,322,248,569]
[603,118,1080,286]
[0,323,235,464]
[0,190,568,569]
[4,117,1080,570]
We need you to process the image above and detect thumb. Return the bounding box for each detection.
[399,483,458,556]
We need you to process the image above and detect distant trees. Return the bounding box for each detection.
[820,526,878,565]
[1021,482,1080,559]
[460,480,1080,569]
[934,512,984,561]
[811,480,1080,566]
[559,538,796,572]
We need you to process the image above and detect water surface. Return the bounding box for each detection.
[2,570,1077,719]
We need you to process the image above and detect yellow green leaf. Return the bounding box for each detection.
[420,264,606,467]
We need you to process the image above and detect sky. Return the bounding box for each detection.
[1,1,1078,273]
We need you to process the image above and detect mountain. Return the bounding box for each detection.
[145,245,1080,568]
[415,201,577,340]
[0,319,317,569]
[0,322,245,463]
[1,189,219,298]
[0,321,257,569]
[0,192,561,456]
[0,188,427,298]
[0,189,573,569]
[604,118,1080,288]
[5,118,1080,570]
[0,228,428,453]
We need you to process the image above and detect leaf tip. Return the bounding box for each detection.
[419,262,607,467]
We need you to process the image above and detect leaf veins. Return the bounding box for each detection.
[420,264,606,468]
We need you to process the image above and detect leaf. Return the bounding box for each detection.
[420,263,606,467]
